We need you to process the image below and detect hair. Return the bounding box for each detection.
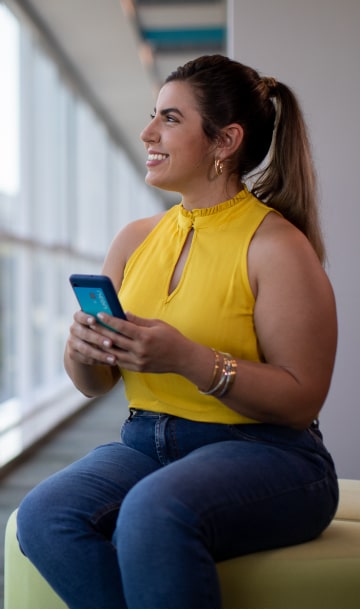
[165,55,325,263]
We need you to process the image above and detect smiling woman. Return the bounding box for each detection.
[17,54,338,609]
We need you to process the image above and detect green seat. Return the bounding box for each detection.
[4,479,360,608]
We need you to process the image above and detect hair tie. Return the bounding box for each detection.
[262,76,277,96]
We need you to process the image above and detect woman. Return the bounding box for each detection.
[17,55,338,609]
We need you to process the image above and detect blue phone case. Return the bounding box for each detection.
[69,274,126,326]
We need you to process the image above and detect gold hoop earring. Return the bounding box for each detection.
[214,158,224,176]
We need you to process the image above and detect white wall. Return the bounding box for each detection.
[228,0,360,479]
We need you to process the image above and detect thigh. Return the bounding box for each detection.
[122,434,338,561]
[18,441,160,540]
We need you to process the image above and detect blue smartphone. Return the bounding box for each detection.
[69,274,126,329]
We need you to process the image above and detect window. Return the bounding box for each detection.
[0,4,163,468]
[0,4,19,199]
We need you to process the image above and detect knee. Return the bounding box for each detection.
[115,472,197,549]
[17,487,45,553]
[17,473,68,557]
[120,472,173,521]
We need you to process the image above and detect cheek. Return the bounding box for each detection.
[192,143,214,168]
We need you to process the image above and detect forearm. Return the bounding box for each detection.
[64,343,121,398]
[219,359,321,429]
[177,340,329,429]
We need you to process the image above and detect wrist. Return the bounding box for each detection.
[178,342,238,399]
[198,350,238,398]
[177,341,215,388]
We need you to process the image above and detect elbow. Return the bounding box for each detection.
[287,386,331,430]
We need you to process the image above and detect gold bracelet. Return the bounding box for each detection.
[208,349,221,390]
[206,355,228,395]
[216,358,237,397]
[199,352,234,396]
[212,354,232,396]
[198,349,221,394]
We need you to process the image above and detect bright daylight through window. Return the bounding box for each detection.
[0,3,162,470]
[0,4,19,197]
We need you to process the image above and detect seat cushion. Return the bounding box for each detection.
[334,478,360,521]
[4,479,360,609]
[217,518,360,608]
[4,510,67,609]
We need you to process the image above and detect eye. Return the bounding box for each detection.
[164,114,179,123]
[150,112,155,119]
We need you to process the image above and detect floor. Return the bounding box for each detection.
[0,382,129,608]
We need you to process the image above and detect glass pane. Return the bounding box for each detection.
[30,251,48,388]
[0,5,19,200]
[0,242,17,402]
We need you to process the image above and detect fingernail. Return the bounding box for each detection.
[106,355,115,364]
[103,339,111,347]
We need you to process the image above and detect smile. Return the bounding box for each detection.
[147,153,168,161]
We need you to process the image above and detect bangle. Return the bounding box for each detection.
[198,349,220,394]
[201,353,229,395]
[217,357,237,397]
[199,351,237,397]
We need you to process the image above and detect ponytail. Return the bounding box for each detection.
[251,81,326,263]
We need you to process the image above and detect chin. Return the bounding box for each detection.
[145,174,178,192]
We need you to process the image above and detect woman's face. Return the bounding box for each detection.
[140,81,216,195]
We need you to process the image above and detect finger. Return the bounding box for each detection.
[74,310,96,327]
[125,311,156,327]
[69,334,117,366]
[79,314,124,347]
[95,312,129,335]
[70,317,119,356]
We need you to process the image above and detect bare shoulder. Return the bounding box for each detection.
[251,211,314,258]
[120,210,167,252]
[102,210,167,289]
[248,212,331,297]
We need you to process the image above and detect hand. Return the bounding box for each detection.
[93,311,190,374]
[66,310,122,367]
[65,309,212,398]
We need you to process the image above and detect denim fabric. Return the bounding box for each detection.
[17,411,338,609]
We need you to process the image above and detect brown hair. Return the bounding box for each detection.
[165,55,325,263]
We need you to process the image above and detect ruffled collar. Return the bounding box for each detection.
[177,187,248,230]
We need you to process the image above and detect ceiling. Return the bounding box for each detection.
[11,0,227,195]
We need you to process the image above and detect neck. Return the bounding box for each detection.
[180,176,242,211]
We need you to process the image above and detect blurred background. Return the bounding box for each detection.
[0,0,359,479]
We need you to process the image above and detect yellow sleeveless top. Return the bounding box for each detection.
[119,187,274,424]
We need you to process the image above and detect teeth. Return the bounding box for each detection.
[148,153,167,161]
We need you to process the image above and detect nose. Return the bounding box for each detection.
[140,119,160,144]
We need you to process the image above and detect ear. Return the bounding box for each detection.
[216,123,244,159]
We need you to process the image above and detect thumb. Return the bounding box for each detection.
[125,311,156,328]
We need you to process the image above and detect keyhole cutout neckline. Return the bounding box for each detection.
[167,188,247,297]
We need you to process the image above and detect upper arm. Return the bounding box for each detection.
[249,213,337,410]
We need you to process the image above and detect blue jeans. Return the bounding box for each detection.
[17,410,338,609]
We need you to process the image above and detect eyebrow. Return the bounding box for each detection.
[155,107,185,118]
